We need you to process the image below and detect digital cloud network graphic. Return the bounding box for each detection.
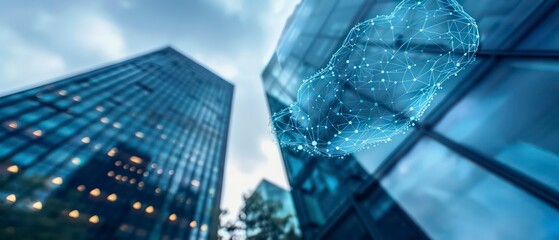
[271,0,479,156]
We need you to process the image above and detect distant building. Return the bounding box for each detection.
[242,180,300,239]
[0,47,234,240]
[262,0,559,239]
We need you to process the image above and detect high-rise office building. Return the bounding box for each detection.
[0,47,234,240]
[243,179,301,239]
[263,0,559,239]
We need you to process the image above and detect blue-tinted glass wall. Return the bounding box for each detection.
[0,47,234,240]
[263,0,559,239]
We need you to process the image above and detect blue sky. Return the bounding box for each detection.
[0,0,300,224]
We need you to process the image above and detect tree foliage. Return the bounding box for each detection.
[238,192,298,240]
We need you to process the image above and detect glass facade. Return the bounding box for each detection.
[0,47,234,240]
[262,0,559,239]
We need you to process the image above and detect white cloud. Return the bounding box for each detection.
[0,25,66,95]
[32,10,127,61]
[221,139,289,224]
[260,138,283,168]
[190,53,239,80]
[74,15,127,60]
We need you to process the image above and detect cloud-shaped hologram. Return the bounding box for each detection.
[271,0,479,157]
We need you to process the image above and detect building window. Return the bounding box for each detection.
[89,188,101,197]
[68,210,80,218]
[32,201,43,210]
[145,205,154,214]
[135,131,144,138]
[381,138,559,239]
[5,194,16,203]
[32,129,43,137]
[51,177,63,185]
[107,193,118,202]
[6,165,19,173]
[6,121,18,129]
[89,215,100,224]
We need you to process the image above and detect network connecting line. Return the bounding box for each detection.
[271,0,479,157]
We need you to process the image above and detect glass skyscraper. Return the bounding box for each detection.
[263,0,559,239]
[0,47,234,240]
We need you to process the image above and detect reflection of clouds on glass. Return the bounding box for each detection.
[271,0,479,156]
[382,138,559,240]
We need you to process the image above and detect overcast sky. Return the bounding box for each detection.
[0,0,300,223]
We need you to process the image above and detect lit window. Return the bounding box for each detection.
[71,157,81,165]
[120,224,130,232]
[129,178,136,184]
[113,122,121,129]
[7,121,18,129]
[100,117,109,124]
[107,193,117,202]
[115,161,122,166]
[81,137,90,144]
[151,163,157,169]
[168,213,177,222]
[130,166,136,171]
[168,170,174,176]
[77,185,86,191]
[130,156,143,164]
[157,169,163,175]
[121,176,128,182]
[51,177,63,185]
[72,96,81,102]
[191,180,200,187]
[58,90,67,96]
[96,106,104,112]
[145,205,154,214]
[6,165,19,173]
[68,210,79,218]
[107,171,115,177]
[189,221,197,228]
[135,131,144,138]
[89,215,100,224]
[115,174,122,181]
[89,188,101,197]
[32,129,43,137]
[5,194,16,203]
[132,201,142,210]
[137,169,143,174]
[138,181,144,188]
[123,164,129,170]
[200,224,208,231]
[32,201,42,210]
[108,148,117,157]
[155,188,161,194]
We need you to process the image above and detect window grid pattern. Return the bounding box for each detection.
[262,0,559,239]
[0,47,233,240]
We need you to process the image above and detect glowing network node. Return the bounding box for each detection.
[271,0,479,156]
